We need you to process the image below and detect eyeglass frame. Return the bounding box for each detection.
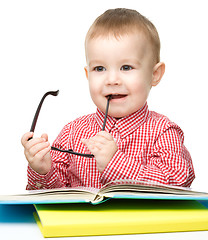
[28,90,111,158]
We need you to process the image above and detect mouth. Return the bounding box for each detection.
[106,94,127,100]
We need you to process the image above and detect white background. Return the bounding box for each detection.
[0,0,207,194]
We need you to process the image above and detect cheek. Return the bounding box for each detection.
[88,79,103,104]
[88,75,97,92]
[88,73,102,90]
[131,80,150,95]
[88,83,97,102]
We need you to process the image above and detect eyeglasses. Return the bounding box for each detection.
[29,90,112,158]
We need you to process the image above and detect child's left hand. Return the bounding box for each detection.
[82,131,118,173]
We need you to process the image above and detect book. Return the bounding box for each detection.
[34,199,208,237]
[1,180,208,205]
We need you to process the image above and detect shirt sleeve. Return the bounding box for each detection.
[100,124,195,187]
[26,124,72,190]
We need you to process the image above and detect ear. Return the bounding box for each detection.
[84,66,89,79]
[151,62,165,87]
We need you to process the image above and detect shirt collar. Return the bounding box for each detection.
[95,102,149,138]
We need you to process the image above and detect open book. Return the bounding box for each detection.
[1,180,208,205]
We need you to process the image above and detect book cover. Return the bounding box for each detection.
[34,199,208,238]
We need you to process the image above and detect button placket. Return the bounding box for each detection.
[110,124,120,145]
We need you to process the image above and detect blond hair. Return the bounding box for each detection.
[85,8,161,63]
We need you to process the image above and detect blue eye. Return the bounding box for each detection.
[94,66,106,72]
[121,65,133,71]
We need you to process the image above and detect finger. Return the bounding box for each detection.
[41,133,48,141]
[82,138,100,150]
[90,136,106,145]
[21,132,34,146]
[96,131,114,141]
[82,137,106,149]
[87,139,103,150]
[29,141,50,158]
[34,146,51,160]
[81,139,87,144]
[91,134,114,145]
[84,140,100,153]
[26,137,47,150]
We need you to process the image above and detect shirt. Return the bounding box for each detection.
[27,103,195,190]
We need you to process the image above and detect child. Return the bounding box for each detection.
[21,8,195,190]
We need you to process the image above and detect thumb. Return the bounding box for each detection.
[41,133,49,142]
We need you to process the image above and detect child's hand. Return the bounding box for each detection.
[82,131,118,173]
[21,132,52,175]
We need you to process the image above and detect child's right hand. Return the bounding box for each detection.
[21,132,52,175]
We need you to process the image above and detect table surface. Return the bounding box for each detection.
[1,223,208,240]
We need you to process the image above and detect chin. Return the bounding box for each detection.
[108,111,127,119]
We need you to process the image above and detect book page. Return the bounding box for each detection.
[0,187,99,204]
[98,179,208,197]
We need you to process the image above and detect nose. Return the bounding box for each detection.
[105,70,121,85]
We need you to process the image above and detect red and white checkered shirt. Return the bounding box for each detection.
[27,102,195,190]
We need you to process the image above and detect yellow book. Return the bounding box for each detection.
[34,199,208,238]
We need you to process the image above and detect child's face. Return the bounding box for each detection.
[85,33,160,118]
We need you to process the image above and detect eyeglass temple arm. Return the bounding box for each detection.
[51,146,94,158]
[30,90,59,133]
[102,95,112,131]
